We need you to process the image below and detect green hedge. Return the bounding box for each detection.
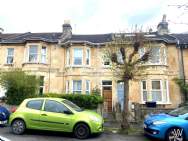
[0,69,39,105]
[41,93,103,109]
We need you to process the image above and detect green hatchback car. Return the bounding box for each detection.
[9,98,103,139]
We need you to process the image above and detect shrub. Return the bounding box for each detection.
[0,69,39,105]
[41,93,103,109]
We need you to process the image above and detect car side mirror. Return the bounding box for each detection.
[64,110,73,115]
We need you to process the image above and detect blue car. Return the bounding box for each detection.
[144,106,188,141]
[0,105,10,126]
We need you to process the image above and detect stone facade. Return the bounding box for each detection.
[0,17,188,111]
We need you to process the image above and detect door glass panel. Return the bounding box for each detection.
[44,100,69,113]
[26,100,43,110]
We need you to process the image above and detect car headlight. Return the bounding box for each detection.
[153,121,167,125]
[89,115,101,122]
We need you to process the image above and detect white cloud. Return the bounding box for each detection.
[0,0,187,33]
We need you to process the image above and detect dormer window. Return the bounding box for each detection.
[29,45,38,63]
[73,48,83,65]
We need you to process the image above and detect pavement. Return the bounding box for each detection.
[0,126,154,141]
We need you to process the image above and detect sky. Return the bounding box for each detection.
[0,0,188,34]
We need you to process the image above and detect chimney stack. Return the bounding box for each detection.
[157,14,169,35]
[61,20,72,40]
[0,27,4,34]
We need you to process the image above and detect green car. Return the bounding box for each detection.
[9,98,103,139]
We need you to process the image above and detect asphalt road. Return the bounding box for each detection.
[0,127,153,141]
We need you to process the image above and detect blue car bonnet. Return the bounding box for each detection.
[144,113,173,125]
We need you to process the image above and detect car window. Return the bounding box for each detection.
[44,100,70,113]
[168,106,188,116]
[63,99,83,112]
[26,100,43,110]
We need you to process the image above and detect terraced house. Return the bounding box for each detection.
[0,16,188,112]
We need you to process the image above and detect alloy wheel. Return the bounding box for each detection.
[12,119,26,135]
[74,123,90,139]
[167,128,184,141]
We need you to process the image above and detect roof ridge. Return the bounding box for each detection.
[3,32,31,40]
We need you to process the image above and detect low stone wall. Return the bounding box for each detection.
[133,103,173,122]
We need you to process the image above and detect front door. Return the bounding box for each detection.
[117,82,124,112]
[103,87,112,112]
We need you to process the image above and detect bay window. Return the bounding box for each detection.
[141,80,147,101]
[29,45,38,63]
[151,80,162,102]
[150,47,160,64]
[41,46,47,63]
[85,80,90,94]
[73,80,82,94]
[86,49,90,65]
[74,48,83,65]
[141,80,169,103]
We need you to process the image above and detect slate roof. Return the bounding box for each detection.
[0,32,188,47]
[171,34,188,47]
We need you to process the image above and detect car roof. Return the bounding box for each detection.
[24,97,65,102]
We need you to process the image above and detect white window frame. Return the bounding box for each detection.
[163,47,167,65]
[151,80,162,102]
[41,46,47,64]
[6,48,14,64]
[149,47,161,65]
[86,48,90,65]
[73,48,83,66]
[141,79,170,104]
[72,80,82,94]
[28,45,38,63]
[141,80,147,102]
[85,80,90,94]
[66,48,70,66]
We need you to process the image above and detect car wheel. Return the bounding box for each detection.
[11,119,26,135]
[166,127,185,141]
[74,123,90,139]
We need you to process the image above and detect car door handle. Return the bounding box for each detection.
[41,114,47,116]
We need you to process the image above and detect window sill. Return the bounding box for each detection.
[102,66,111,69]
[65,65,91,68]
[140,101,171,105]
[139,64,168,67]
[4,63,14,66]
[22,62,48,66]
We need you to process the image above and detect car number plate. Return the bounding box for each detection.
[0,120,7,124]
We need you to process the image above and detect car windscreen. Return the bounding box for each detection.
[168,106,188,116]
[63,99,83,112]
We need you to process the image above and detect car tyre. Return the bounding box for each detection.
[166,127,185,141]
[11,119,26,135]
[74,123,90,139]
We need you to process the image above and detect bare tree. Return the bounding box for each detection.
[104,31,151,129]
